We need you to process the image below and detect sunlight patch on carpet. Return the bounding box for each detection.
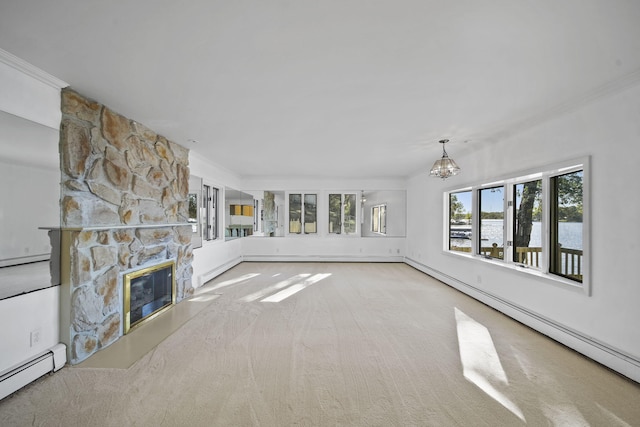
[240,274,312,302]
[455,307,525,422]
[261,273,332,302]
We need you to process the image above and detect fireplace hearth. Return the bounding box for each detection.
[123,260,176,334]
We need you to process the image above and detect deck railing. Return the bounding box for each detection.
[451,245,583,279]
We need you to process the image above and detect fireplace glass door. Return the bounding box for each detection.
[123,260,176,334]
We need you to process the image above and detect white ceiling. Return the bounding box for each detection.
[1,0,639,179]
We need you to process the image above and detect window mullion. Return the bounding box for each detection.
[505,182,514,264]
[471,189,479,257]
[341,194,345,234]
[541,175,551,274]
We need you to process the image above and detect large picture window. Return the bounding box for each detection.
[444,158,588,289]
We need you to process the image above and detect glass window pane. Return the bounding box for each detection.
[202,185,217,241]
[449,190,472,253]
[478,186,504,260]
[329,194,341,234]
[380,205,387,234]
[210,187,218,240]
[188,193,198,233]
[304,194,317,234]
[514,180,542,267]
[550,171,583,282]
[344,194,357,234]
[372,206,379,232]
[202,185,210,240]
[289,194,301,234]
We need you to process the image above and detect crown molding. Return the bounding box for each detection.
[0,48,68,89]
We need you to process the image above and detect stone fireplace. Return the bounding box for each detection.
[57,89,194,364]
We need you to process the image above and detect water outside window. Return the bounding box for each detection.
[478,187,504,260]
[449,191,472,252]
[550,170,583,281]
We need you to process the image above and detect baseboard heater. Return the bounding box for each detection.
[0,343,66,401]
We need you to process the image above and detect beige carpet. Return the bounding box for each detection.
[1,262,639,426]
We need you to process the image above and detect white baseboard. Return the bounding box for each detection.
[0,343,66,401]
[242,255,405,263]
[197,257,243,286]
[404,257,640,384]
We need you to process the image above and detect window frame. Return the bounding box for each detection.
[287,192,318,235]
[443,157,590,294]
[548,168,585,283]
[328,193,359,235]
[477,185,505,260]
[371,203,387,235]
[512,178,543,270]
[202,183,219,242]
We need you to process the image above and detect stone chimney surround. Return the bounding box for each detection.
[57,88,194,364]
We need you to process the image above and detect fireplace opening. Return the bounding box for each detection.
[123,260,176,334]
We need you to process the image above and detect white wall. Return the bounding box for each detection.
[406,82,640,381]
[0,286,60,376]
[241,177,407,262]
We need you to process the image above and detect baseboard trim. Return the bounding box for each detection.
[197,256,243,286]
[404,257,640,384]
[242,255,405,263]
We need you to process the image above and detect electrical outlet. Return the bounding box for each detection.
[30,328,42,347]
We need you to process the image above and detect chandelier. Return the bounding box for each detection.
[429,139,460,179]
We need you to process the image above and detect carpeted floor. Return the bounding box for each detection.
[1,262,639,426]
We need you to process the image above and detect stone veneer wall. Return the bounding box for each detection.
[59,88,193,364]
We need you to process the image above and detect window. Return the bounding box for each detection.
[344,194,357,234]
[254,199,259,232]
[550,170,584,282]
[329,193,357,234]
[289,193,317,234]
[478,186,504,260]
[514,179,542,267]
[444,157,588,289]
[304,194,317,233]
[449,190,472,253]
[188,175,204,248]
[371,204,387,234]
[188,193,198,233]
[202,184,219,241]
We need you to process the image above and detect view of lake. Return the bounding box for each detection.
[452,220,583,250]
